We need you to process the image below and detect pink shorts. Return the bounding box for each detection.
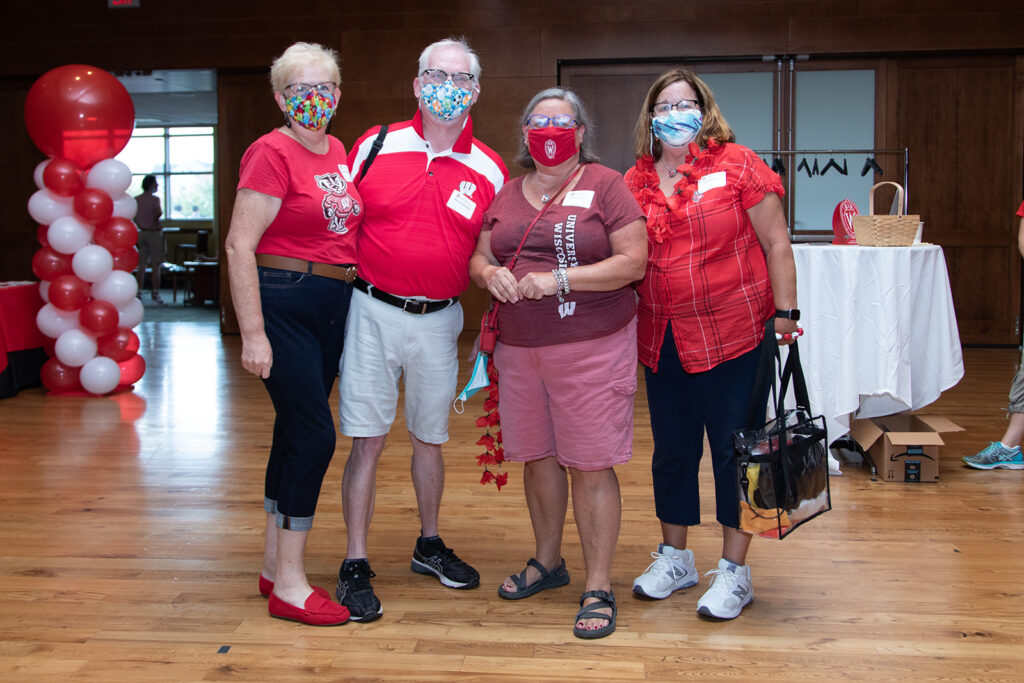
[493,317,637,471]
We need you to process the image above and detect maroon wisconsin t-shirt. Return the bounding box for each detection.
[482,163,643,347]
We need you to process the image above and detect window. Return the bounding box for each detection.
[116,126,214,219]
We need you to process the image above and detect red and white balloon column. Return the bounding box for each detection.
[25,65,146,396]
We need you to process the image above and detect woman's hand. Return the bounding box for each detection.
[517,271,559,300]
[241,332,274,378]
[486,265,521,304]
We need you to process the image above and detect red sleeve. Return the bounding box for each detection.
[1016,200,1024,218]
[734,145,785,211]
[598,166,645,235]
[238,138,289,198]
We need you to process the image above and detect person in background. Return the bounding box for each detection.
[135,174,165,305]
[963,201,1024,470]
[336,37,508,622]
[624,68,798,621]
[225,41,361,626]
[469,87,646,639]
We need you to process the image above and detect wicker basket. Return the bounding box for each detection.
[852,181,920,246]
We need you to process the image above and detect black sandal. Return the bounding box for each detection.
[496,558,570,600]
[573,589,616,639]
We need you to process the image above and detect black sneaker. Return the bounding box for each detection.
[410,536,480,589]
[335,559,383,622]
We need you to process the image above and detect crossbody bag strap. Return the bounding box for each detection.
[358,124,389,182]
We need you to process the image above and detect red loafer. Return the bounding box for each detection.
[268,590,350,626]
[259,575,328,599]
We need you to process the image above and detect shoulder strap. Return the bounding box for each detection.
[358,124,389,182]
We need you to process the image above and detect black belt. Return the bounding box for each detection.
[353,277,457,315]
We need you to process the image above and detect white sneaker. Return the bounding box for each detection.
[632,543,698,599]
[696,558,753,619]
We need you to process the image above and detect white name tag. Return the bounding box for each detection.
[697,171,727,194]
[447,190,477,220]
[563,190,594,209]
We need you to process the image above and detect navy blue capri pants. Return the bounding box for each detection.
[644,323,769,529]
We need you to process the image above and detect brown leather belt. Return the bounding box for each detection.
[255,254,357,283]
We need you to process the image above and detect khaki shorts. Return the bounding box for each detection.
[1008,346,1024,414]
[339,288,462,444]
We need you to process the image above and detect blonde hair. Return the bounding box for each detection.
[632,68,735,160]
[270,42,341,93]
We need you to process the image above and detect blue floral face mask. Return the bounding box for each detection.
[420,79,474,121]
[652,109,703,148]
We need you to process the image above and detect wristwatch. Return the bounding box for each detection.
[775,309,800,321]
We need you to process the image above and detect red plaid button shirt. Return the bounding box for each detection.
[625,141,785,373]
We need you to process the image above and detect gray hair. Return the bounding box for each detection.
[514,87,600,169]
[270,42,341,93]
[417,37,481,78]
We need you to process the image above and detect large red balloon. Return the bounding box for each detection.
[48,273,91,312]
[42,158,84,196]
[24,65,135,169]
[79,299,119,336]
[94,217,137,252]
[118,354,146,386]
[97,327,139,362]
[41,357,81,393]
[31,247,73,281]
[111,246,139,272]
[73,187,114,224]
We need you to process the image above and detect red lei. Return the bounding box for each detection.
[631,139,724,243]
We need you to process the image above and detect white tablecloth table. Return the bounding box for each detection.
[791,244,964,468]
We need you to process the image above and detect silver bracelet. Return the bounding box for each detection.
[551,269,565,303]
[560,268,571,295]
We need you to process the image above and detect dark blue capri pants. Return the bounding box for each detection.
[644,324,769,529]
[259,265,353,531]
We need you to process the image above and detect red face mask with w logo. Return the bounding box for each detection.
[527,127,578,167]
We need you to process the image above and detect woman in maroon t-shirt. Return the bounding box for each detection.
[469,87,646,639]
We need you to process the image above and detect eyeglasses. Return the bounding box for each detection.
[420,69,476,88]
[525,114,577,129]
[652,99,700,115]
[285,82,337,97]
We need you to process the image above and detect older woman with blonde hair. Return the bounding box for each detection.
[225,41,362,626]
[624,69,798,621]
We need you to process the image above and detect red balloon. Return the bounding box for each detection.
[42,158,84,196]
[97,327,139,362]
[94,217,137,251]
[48,273,91,312]
[79,299,119,336]
[24,65,135,169]
[31,247,73,281]
[41,357,81,393]
[73,187,114,224]
[118,354,146,386]
[43,337,57,358]
[37,224,50,247]
[111,246,139,272]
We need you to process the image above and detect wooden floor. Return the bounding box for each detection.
[1,317,1023,681]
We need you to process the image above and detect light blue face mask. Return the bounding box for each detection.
[652,109,703,148]
[453,351,491,413]
[420,79,474,121]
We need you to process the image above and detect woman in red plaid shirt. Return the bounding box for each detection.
[624,69,798,621]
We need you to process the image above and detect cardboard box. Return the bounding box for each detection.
[850,414,964,482]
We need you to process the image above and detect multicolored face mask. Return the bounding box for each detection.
[284,90,337,130]
[652,109,703,148]
[420,80,474,121]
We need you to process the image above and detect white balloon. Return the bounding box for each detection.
[80,356,120,395]
[34,159,50,190]
[27,188,74,225]
[47,215,94,255]
[55,327,98,367]
[117,298,145,329]
[71,245,114,283]
[111,193,138,220]
[86,159,133,195]
[36,303,80,338]
[39,280,50,303]
[91,270,138,306]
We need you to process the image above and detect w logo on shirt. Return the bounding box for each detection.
[558,301,576,319]
[459,181,477,197]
